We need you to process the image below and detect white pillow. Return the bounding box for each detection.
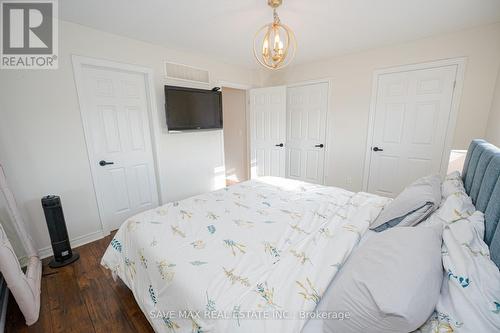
[370,174,442,231]
[419,183,475,229]
[324,227,443,333]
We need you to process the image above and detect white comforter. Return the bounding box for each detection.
[101,177,389,333]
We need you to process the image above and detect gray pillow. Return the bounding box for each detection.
[323,227,443,333]
[370,174,441,232]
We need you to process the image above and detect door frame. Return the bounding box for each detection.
[286,78,333,185]
[362,57,466,192]
[72,55,162,235]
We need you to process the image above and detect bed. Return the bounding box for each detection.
[101,139,500,333]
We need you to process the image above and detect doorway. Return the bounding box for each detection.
[222,87,249,185]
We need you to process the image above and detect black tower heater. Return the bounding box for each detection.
[41,195,79,268]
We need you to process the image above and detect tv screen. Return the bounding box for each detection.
[165,86,222,130]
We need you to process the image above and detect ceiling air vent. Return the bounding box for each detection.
[164,61,210,84]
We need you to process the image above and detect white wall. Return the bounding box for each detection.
[486,67,500,146]
[0,21,262,256]
[266,23,500,191]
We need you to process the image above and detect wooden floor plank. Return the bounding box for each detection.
[73,240,136,333]
[5,298,28,333]
[6,233,154,333]
[45,265,95,333]
[33,274,54,333]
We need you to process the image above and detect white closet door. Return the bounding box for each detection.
[367,65,457,197]
[249,86,287,178]
[286,82,328,184]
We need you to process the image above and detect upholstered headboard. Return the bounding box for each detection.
[462,139,500,268]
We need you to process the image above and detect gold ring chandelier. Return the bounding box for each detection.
[253,0,296,70]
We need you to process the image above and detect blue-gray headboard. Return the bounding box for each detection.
[462,139,500,268]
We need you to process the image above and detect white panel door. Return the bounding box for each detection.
[367,65,457,197]
[80,66,159,231]
[249,86,286,178]
[286,82,328,184]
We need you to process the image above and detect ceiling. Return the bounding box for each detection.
[60,0,500,69]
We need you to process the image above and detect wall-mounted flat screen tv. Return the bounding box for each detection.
[165,85,222,130]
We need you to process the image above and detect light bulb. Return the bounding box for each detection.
[274,31,281,50]
[262,36,270,58]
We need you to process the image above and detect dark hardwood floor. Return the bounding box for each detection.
[6,233,154,333]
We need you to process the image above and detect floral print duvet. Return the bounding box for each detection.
[101,177,389,333]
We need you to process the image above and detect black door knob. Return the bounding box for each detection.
[372,147,384,152]
[275,143,284,147]
[99,160,114,166]
[315,144,324,148]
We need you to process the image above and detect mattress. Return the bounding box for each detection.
[101,177,389,332]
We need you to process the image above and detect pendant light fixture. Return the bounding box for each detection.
[253,0,296,70]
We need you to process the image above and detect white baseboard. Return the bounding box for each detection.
[37,229,107,260]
